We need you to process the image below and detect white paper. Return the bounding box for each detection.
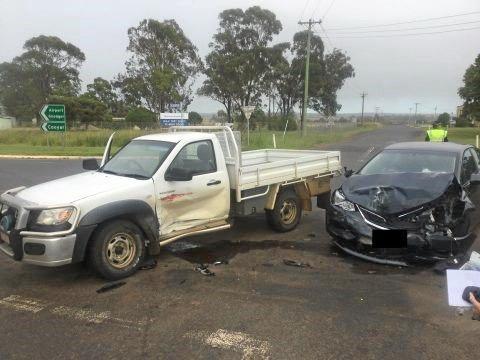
[446,269,480,306]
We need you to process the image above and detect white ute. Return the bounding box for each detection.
[0,126,341,279]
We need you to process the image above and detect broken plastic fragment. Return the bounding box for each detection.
[194,264,215,276]
[139,257,157,270]
[96,281,127,294]
[283,259,312,268]
[213,260,229,266]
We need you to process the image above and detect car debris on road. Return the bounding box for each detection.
[194,264,215,276]
[283,259,312,268]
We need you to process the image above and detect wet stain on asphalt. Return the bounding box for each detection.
[164,238,323,265]
[164,238,433,276]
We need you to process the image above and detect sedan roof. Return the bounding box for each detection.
[384,141,470,154]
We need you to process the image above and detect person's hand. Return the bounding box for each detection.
[470,292,480,314]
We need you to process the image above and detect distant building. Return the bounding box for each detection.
[0,103,15,129]
[456,105,464,118]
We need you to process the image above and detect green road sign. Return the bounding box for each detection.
[40,104,65,123]
[41,122,65,132]
[40,104,66,132]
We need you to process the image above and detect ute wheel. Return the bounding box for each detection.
[266,188,302,232]
[88,220,145,280]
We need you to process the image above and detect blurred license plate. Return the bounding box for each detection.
[372,229,407,248]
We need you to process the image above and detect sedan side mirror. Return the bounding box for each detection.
[470,172,480,184]
[165,168,193,182]
[83,158,99,170]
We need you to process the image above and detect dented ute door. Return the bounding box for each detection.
[155,139,230,236]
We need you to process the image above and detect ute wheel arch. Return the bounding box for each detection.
[266,187,302,232]
[72,200,160,264]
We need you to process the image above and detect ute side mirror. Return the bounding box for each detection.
[83,158,99,170]
[470,172,480,184]
[344,166,354,178]
[165,167,193,182]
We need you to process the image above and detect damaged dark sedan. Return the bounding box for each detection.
[324,142,480,266]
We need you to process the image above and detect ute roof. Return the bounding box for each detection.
[384,141,470,154]
[133,132,215,143]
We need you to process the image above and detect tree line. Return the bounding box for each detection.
[0,6,355,128]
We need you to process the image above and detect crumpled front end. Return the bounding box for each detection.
[325,174,476,265]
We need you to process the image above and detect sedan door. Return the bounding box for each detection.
[460,148,480,227]
[154,139,230,236]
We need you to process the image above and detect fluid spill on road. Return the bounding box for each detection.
[164,239,323,265]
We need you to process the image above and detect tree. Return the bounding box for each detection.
[271,31,354,118]
[85,77,127,116]
[125,107,157,127]
[458,54,480,123]
[188,111,203,125]
[0,35,85,119]
[289,31,354,117]
[436,112,450,126]
[48,95,109,127]
[117,19,202,114]
[200,6,282,123]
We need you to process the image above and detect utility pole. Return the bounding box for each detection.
[414,102,420,126]
[434,105,437,122]
[360,92,367,126]
[408,107,412,126]
[298,19,322,136]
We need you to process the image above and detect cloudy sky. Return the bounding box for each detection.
[1,0,479,115]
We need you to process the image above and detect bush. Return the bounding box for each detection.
[125,107,157,127]
[188,111,203,125]
[455,117,473,128]
[268,114,298,131]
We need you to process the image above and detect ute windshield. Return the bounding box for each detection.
[359,149,457,175]
[101,140,175,179]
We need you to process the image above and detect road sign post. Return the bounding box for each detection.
[40,104,66,147]
[241,106,255,146]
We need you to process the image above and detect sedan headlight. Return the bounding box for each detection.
[35,207,76,226]
[332,190,356,212]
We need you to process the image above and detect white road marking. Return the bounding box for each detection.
[0,295,49,313]
[0,295,146,330]
[51,306,110,324]
[186,329,271,359]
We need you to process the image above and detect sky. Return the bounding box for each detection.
[1,0,479,115]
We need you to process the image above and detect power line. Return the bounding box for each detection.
[327,19,480,34]
[299,0,312,21]
[324,10,480,30]
[321,0,337,20]
[311,0,324,19]
[328,25,480,38]
[319,23,335,49]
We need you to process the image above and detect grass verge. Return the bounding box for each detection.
[243,124,380,150]
[0,124,381,156]
[446,128,480,146]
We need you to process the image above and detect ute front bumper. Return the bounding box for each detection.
[0,231,76,267]
[0,188,94,267]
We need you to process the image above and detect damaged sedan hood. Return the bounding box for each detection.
[342,172,458,215]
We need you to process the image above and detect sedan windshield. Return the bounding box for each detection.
[101,140,175,179]
[359,149,457,175]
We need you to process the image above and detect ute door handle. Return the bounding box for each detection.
[207,180,222,186]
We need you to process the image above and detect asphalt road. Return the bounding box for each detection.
[0,125,477,360]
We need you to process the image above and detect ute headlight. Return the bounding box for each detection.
[332,190,356,212]
[35,207,76,226]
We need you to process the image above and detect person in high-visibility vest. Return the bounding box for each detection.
[425,124,448,142]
